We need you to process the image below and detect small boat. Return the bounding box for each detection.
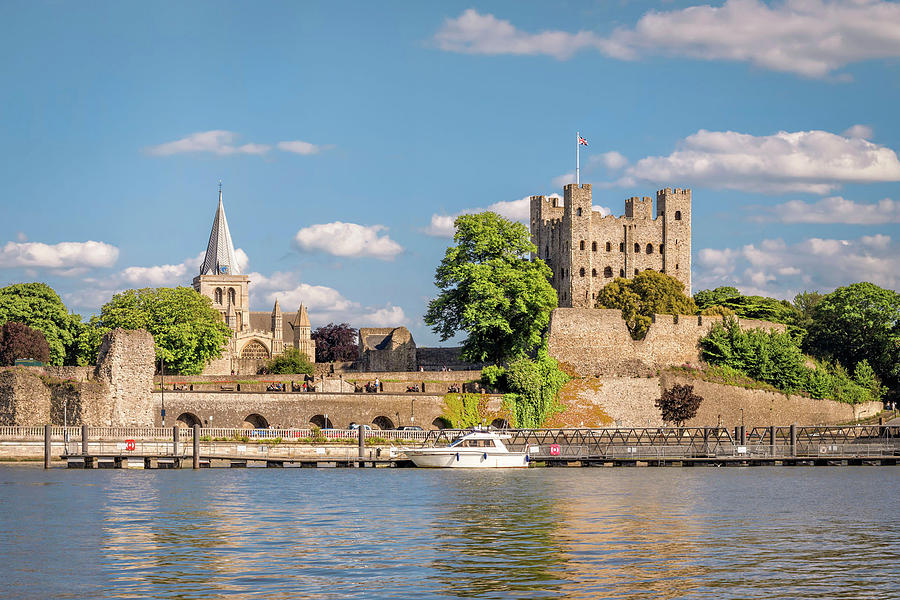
[402,428,529,468]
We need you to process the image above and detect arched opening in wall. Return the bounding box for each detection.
[675,211,682,220]
[552,198,558,207]
[432,417,451,429]
[619,242,624,252]
[243,413,269,429]
[619,269,625,277]
[646,243,653,254]
[309,414,334,429]
[659,244,664,254]
[604,266,613,278]
[592,268,597,277]
[606,242,611,252]
[228,288,236,305]
[579,268,585,277]
[579,240,585,250]
[176,412,202,428]
[241,340,269,359]
[576,208,582,216]
[490,418,509,429]
[634,243,640,252]
[634,269,639,277]
[675,263,679,270]
[214,288,223,304]
[592,241,597,251]
[372,416,395,430]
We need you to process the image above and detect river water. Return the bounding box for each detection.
[0,465,897,599]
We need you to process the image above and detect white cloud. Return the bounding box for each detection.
[435,2,900,78]
[293,222,403,260]
[590,151,629,170]
[843,124,874,139]
[259,279,407,327]
[695,234,899,298]
[424,194,563,238]
[0,240,118,270]
[764,196,900,224]
[358,305,408,327]
[424,214,457,238]
[15,232,26,242]
[277,140,325,155]
[145,130,271,156]
[620,129,900,194]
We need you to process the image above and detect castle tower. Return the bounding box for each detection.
[192,185,251,332]
[657,188,692,294]
[271,299,284,356]
[562,183,593,308]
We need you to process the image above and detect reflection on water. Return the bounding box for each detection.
[0,466,897,599]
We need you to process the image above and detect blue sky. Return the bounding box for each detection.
[1,0,898,345]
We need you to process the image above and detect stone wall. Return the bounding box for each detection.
[94,329,156,426]
[0,370,51,426]
[548,308,785,377]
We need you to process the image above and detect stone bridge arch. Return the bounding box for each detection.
[372,415,395,430]
[432,417,451,429]
[243,413,269,429]
[309,414,333,429]
[176,412,202,428]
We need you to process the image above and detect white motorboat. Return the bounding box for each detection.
[402,428,529,468]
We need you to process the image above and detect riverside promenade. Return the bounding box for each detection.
[2,424,898,469]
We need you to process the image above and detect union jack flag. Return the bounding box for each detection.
[578,135,589,146]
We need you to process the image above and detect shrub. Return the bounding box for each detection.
[656,384,703,426]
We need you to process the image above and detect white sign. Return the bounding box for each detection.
[737,446,747,454]
[316,448,326,455]
[530,445,540,453]
[116,442,125,450]
[236,445,246,453]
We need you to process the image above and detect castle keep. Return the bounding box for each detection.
[530,184,691,307]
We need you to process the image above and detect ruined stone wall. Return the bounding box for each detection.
[93,329,156,426]
[548,308,785,377]
[0,370,51,426]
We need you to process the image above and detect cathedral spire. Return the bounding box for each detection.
[200,183,241,276]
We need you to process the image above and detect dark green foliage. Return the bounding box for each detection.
[655,383,703,426]
[0,322,50,365]
[480,347,569,428]
[264,347,315,375]
[311,322,359,362]
[424,212,558,363]
[693,286,799,323]
[0,283,83,365]
[596,270,697,339]
[96,287,233,375]
[805,282,900,390]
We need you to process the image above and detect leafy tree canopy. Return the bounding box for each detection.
[424,212,557,363]
[481,345,569,428]
[596,270,697,339]
[311,322,359,363]
[0,322,50,365]
[693,286,798,324]
[264,347,315,375]
[656,384,703,427]
[95,287,233,375]
[0,283,82,365]
[805,282,900,390]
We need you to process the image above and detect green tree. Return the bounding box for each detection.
[655,383,703,427]
[0,283,82,365]
[97,287,233,375]
[480,345,569,428]
[424,212,558,363]
[264,347,315,375]
[693,286,798,324]
[0,322,50,365]
[693,286,740,310]
[806,282,900,390]
[595,270,697,339]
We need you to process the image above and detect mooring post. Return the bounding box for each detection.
[81,423,89,456]
[790,424,797,457]
[172,425,179,456]
[192,424,200,469]
[43,424,51,469]
[740,425,747,446]
[357,424,365,467]
[769,425,776,457]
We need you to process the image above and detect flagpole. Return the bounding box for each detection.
[576,131,580,186]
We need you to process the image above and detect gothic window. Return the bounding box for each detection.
[228,288,236,305]
[580,240,585,251]
[579,267,585,277]
[634,243,640,253]
[592,241,597,251]
[604,266,613,278]
[214,288,223,304]
[592,268,597,277]
[619,242,624,252]
[675,211,682,220]
[619,269,625,277]
[646,243,653,254]
[576,208,582,216]
[240,340,269,359]
[606,242,611,252]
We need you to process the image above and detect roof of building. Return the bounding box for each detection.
[200,186,241,276]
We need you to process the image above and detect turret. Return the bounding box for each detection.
[657,187,692,294]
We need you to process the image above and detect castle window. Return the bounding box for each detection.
[545,245,549,258]
[619,242,624,252]
[592,241,597,251]
[675,210,682,220]
[228,288,236,305]
[606,242,611,252]
[646,243,653,254]
[660,244,664,253]
[579,268,585,277]
[676,263,679,270]
[576,208,582,216]
[592,268,597,277]
[619,269,625,277]
[634,243,640,253]
[553,198,558,207]
[214,288,223,304]
[634,269,639,277]
[604,266,613,278]
[580,240,585,251]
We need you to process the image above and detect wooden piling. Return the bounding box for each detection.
[769,425,776,455]
[357,424,365,467]
[81,423,89,455]
[172,425,179,457]
[43,424,51,469]
[192,424,200,469]
[790,424,797,457]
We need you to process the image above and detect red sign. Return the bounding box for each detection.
[550,444,561,456]
[125,439,136,451]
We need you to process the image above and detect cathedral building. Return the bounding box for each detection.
[192,187,315,374]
